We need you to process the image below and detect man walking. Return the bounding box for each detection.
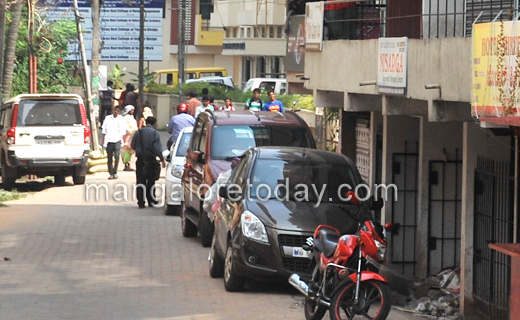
[262,91,285,112]
[101,105,127,179]
[167,103,195,150]
[131,116,166,209]
[99,80,117,126]
[186,90,201,117]
[244,88,263,111]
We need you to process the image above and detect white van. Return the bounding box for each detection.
[0,94,91,189]
[243,78,287,95]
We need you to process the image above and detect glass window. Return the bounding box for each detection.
[210,125,314,160]
[276,26,283,38]
[250,159,360,202]
[18,99,82,126]
[269,26,274,38]
[175,132,192,157]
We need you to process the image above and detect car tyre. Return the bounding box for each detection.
[1,159,16,191]
[165,204,178,216]
[200,210,214,247]
[181,202,198,237]
[54,174,66,185]
[224,239,245,292]
[209,233,224,278]
[73,174,86,185]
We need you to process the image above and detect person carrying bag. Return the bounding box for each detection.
[131,116,166,209]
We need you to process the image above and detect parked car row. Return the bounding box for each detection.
[162,109,378,293]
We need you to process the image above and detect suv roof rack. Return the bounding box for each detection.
[248,109,261,121]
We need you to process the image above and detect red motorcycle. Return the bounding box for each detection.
[289,198,392,320]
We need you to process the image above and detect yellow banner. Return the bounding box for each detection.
[472,21,520,117]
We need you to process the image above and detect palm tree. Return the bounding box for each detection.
[2,0,23,101]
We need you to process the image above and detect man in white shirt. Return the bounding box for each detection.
[102,105,127,179]
[195,95,214,117]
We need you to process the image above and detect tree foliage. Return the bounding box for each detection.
[9,6,77,97]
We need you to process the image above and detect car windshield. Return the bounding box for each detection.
[17,99,82,126]
[249,159,360,203]
[211,125,313,160]
[175,132,192,157]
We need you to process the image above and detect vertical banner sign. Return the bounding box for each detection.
[305,2,324,51]
[286,15,306,72]
[472,21,520,118]
[377,37,408,95]
[43,0,164,61]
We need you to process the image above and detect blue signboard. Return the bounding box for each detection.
[43,0,164,61]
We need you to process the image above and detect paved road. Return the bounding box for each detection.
[0,144,422,320]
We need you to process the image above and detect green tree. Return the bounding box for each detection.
[10,10,77,96]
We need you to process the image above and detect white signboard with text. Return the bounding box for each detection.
[305,2,324,51]
[377,37,408,95]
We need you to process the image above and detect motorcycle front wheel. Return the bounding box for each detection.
[304,297,327,320]
[329,280,391,320]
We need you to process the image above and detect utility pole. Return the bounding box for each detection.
[91,0,101,131]
[27,0,37,94]
[178,0,185,105]
[138,0,145,120]
[73,0,99,150]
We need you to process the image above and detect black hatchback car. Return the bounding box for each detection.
[208,147,378,291]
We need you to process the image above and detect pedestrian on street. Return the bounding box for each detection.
[99,80,117,127]
[121,105,138,171]
[244,88,263,111]
[167,103,195,150]
[131,116,166,209]
[221,97,235,111]
[262,91,285,112]
[101,105,127,180]
[186,90,201,117]
[138,106,154,129]
[124,83,141,119]
[195,95,214,117]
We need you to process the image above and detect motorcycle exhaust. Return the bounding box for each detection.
[289,273,310,297]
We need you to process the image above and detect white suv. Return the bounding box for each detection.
[0,94,91,190]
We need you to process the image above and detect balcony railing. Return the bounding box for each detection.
[319,0,519,40]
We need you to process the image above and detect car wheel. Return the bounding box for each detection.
[224,239,245,292]
[181,202,198,237]
[164,204,178,216]
[200,210,214,247]
[1,159,16,191]
[54,174,66,185]
[72,174,86,185]
[209,233,224,278]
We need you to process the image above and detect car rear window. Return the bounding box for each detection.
[211,125,313,160]
[250,159,360,203]
[17,99,82,126]
[175,132,192,157]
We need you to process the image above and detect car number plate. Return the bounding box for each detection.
[36,139,62,145]
[292,247,310,258]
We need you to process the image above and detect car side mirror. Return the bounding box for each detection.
[369,195,384,211]
[191,150,204,162]
[162,149,171,161]
[219,184,242,201]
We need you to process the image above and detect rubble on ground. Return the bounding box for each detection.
[392,267,463,319]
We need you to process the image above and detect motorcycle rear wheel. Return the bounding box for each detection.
[304,297,327,320]
[329,280,391,320]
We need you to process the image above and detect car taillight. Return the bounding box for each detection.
[84,126,91,144]
[7,127,15,144]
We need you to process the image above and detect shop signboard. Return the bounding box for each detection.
[472,21,520,118]
[305,2,324,51]
[377,37,408,95]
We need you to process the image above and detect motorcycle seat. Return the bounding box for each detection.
[315,228,341,258]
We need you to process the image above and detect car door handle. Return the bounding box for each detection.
[19,132,30,136]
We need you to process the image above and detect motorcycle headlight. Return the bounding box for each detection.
[241,211,269,244]
[171,164,183,179]
[375,240,387,261]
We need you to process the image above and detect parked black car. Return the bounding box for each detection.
[208,147,379,291]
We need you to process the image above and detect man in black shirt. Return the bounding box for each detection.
[131,116,166,208]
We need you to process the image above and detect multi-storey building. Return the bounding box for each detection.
[293,0,520,318]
